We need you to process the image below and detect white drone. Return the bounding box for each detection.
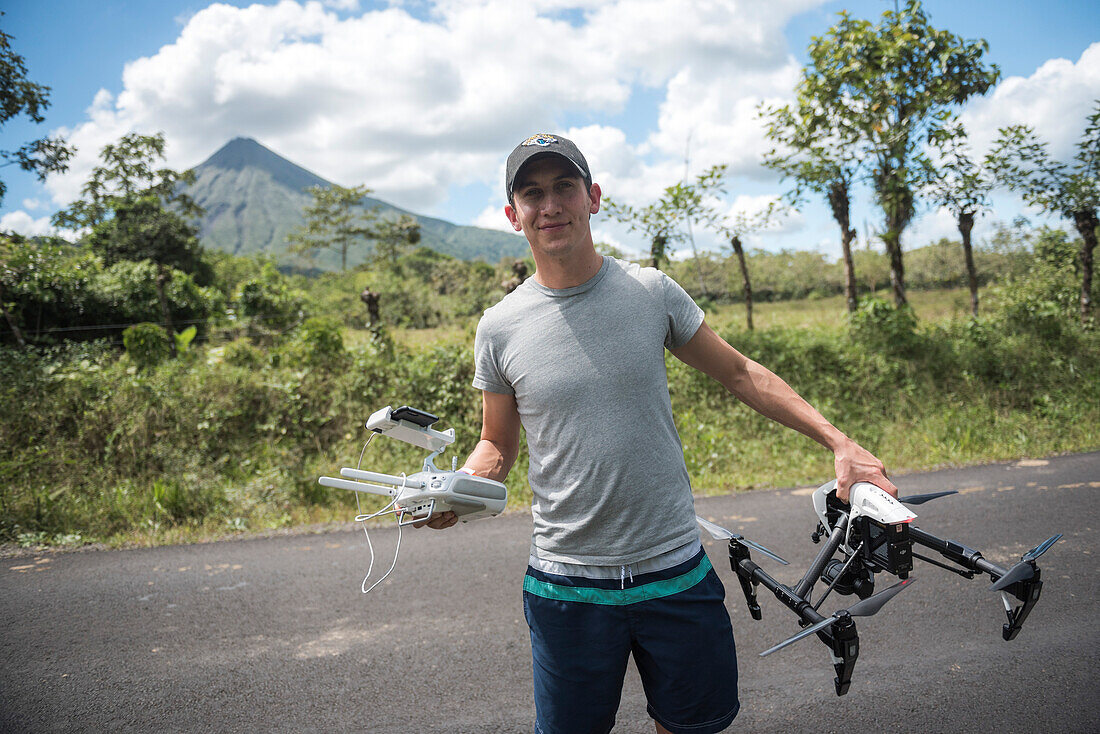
[697,479,1061,696]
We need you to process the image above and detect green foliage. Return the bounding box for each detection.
[0,234,223,345]
[122,322,171,369]
[985,228,1086,339]
[90,259,222,332]
[287,184,379,271]
[604,165,728,272]
[986,101,1100,220]
[921,118,993,219]
[284,316,346,367]
[797,0,1000,303]
[2,225,1098,548]
[302,250,503,331]
[0,23,74,204]
[220,338,264,368]
[986,101,1099,323]
[85,194,211,283]
[847,297,920,355]
[236,261,308,334]
[52,132,200,230]
[174,325,197,355]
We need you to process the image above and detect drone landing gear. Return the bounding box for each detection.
[727,531,863,697]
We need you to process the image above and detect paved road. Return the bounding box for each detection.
[2,453,1098,733]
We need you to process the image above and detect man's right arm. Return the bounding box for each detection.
[416,390,520,529]
[462,390,521,482]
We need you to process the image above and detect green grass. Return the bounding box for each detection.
[2,287,1097,552]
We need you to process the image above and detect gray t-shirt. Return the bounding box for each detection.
[472,256,705,565]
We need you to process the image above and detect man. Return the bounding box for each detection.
[419,134,897,734]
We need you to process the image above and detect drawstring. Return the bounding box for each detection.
[620,565,634,590]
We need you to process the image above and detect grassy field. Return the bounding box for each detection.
[3,286,1097,552]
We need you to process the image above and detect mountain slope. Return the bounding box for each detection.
[186,137,526,269]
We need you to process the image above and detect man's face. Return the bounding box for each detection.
[505,156,601,260]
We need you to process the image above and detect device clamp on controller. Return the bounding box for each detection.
[318,406,507,525]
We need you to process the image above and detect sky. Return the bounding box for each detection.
[1,0,1098,260]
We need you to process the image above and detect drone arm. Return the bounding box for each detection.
[793,513,849,599]
[910,525,1044,641]
[909,526,1005,578]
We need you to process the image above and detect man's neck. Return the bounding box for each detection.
[531,248,605,290]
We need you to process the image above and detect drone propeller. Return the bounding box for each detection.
[695,516,789,565]
[759,577,915,657]
[990,533,1062,591]
[898,490,958,505]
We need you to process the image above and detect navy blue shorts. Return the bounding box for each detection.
[522,549,739,734]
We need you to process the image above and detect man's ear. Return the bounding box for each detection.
[504,204,522,232]
[588,182,602,215]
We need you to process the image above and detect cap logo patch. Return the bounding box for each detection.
[521,134,558,147]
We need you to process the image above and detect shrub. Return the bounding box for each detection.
[286,316,346,367]
[847,297,921,355]
[123,323,171,369]
[222,338,265,368]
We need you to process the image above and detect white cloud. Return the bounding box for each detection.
[905,206,961,247]
[42,0,826,223]
[21,198,43,211]
[960,42,1100,160]
[473,203,514,233]
[0,211,59,237]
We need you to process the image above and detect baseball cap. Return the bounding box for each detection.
[505,134,591,202]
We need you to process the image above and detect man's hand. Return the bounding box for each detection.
[412,466,476,530]
[834,439,898,503]
[412,510,458,530]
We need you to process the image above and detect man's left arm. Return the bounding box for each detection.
[670,321,897,502]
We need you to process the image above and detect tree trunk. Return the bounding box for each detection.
[156,266,177,358]
[730,235,753,331]
[0,284,27,348]
[881,228,907,307]
[875,162,912,308]
[1073,208,1098,324]
[958,211,979,316]
[359,288,381,326]
[828,181,858,313]
[650,233,668,270]
[686,218,708,297]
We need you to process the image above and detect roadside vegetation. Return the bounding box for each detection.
[1,223,1097,551]
[1,1,1097,551]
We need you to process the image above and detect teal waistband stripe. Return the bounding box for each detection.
[522,554,713,606]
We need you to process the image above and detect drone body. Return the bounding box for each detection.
[698,480,1061,696]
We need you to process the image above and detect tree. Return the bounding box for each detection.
[987,101,1100,324]
[796,0,999,306]
[603,165,726,295]
[371,213,421,265]
[920,119,993,315]
[761,103,863,312]
[602,196,676,270]
[287,184,378,271]
[86,196,208,356]
[713,203,783,331]
[0,21,74,205]
[55,132,207,356]
[52,132,199,230]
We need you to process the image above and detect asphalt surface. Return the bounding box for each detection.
[2,452,1098,733]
